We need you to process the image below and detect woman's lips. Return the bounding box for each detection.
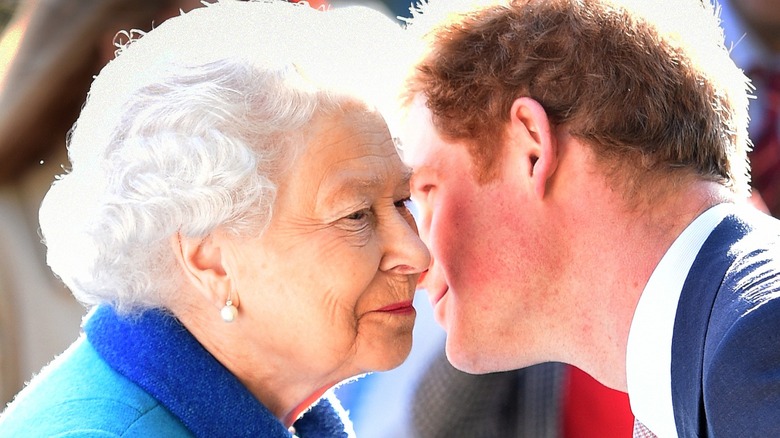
[375,300,415,314]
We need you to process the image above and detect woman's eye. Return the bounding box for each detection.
[394,197,412,209]
[394,197,412,208]
[394,197,416,218]
[345,209,370,222]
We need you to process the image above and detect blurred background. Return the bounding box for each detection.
[0,1,15,27]
[2,1,777,437]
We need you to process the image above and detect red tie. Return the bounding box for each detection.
[748,67,780,217]
[562,365,634,437]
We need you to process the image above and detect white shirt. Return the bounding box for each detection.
[626,203,734,437]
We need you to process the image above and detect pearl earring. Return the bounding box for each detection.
[220,298,238,323]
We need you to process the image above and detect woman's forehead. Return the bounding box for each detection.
[279,107,409,206]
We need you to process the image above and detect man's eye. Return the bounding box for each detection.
[416,184,433,195]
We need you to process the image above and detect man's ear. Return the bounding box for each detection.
[170,232,235,310]
[507,97,558,198]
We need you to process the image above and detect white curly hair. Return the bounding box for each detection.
[38,0,408,314]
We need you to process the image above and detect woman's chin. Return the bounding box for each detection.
[359,334,414,373]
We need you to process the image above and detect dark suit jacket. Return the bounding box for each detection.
[672,209,780,437]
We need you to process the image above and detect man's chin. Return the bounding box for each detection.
[443,333,496,374]
[431,292,450,329]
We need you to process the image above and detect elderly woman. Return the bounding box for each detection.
[0,1,429,436]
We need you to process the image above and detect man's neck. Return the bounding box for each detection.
[555,179,734,390]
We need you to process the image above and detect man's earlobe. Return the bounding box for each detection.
[509,97,558,198]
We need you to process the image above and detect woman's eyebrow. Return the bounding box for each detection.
[399,166,413,187]
[321,167,413,206]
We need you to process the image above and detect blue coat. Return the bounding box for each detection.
[0,306,352,437]
[672,209,780,437]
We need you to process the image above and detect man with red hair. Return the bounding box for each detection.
[400,0,780,436]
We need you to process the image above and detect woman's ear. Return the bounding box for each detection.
[508,97,558,198]
[170,232,235,310]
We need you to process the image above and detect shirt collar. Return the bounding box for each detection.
[84,305,350,438]
[626,203,734,437]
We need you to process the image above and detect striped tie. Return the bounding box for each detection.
[632,418,658,438]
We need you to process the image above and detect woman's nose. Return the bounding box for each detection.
[379,213,432,275]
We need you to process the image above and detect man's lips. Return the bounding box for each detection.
[417,269,428,288]
[428,286,448,307]
[375,300,415,314]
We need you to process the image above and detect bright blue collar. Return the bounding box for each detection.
[84,305,349,437]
